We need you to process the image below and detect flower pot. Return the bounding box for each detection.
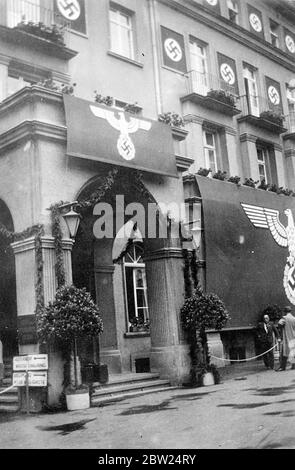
[202,372,215,387]
[66,391,90,411]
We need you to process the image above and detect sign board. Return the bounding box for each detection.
[13,372,48,388]
[13,354,48,371]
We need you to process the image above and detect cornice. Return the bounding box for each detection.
[0,120,67,152]
[176,154,194,172]
[144,247,184,261]
[157,0,295,72]
[0,85,63,115]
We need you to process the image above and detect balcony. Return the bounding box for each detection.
[0,0,76,60]
[181,70,241,117]
[283,112,295,139]
[237,95,287,133]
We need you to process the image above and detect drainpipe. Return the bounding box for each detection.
[149,0,163,115]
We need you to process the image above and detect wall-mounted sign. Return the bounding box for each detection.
[217,53,239,95]
[247,5,264,39]
[265,77,282,112]
[13,354,48,371]
[284,28,295,55]
[13,371,47,387]
[203,0,221,14]
[161,26,187,73]
[54,0,86,34]
[64,95,178,178]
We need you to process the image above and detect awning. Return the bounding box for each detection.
[63,95,178,178]
[196,175,295,328]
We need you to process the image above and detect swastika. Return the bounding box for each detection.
[57,0,81,21]
[117,135,135,161]
[164,38,183,62]
[286,35,295,53]
[284,262,295,305]
[249,13,262,32]
[268,86,280,105]
[220,63,235,85]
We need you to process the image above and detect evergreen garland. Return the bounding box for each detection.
[50,203,66,288]
[183,249,192,298]
[35,225,45,315]
[191,249,199,291]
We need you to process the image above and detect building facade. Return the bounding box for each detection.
[1,0,295,405]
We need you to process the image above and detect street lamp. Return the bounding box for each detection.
[60,202,81,239]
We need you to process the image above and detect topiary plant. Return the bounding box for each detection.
[37,285,103,391]
[181,288,229,386]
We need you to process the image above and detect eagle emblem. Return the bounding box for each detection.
[90,105,152,161]
[242,203,295,305]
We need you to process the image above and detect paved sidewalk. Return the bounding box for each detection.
[0,360,295,449]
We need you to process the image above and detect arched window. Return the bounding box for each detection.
[123,241,149,332]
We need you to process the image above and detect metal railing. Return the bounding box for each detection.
[238,94,284,120]
[285,112,295,133]
[185,69,236,98]
[3,0,69,45]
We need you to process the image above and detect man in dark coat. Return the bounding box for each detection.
[256,314,280,369]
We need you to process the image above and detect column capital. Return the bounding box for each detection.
[94,265,116,274]
[144,247,184,261]
[11,237,36,254]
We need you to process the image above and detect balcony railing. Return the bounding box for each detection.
[185,70,237,97]
[237,94,287,133]
[285,112,295,134]
[182,70,241,116]
[2,0,70,46]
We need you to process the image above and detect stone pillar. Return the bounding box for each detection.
[145,247,190,385]
[284,148,295,189]
[273,144,286,188]
[94,265,122,373]
[0,61,8,102]
[206,332,226,368]
[240,133,259,181]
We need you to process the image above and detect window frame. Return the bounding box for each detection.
[122,242,149,332]
[109,2,135,61]
[256,145,269,184]
[269,19,280,48]
[227,0,239,25]
[203,129,218,173]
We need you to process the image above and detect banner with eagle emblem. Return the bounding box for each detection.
[63,95,178,178]
[195,175,295,328]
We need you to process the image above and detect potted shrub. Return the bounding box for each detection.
[37,285,103,411]
[94,92,114,107]
[212,170,227,181]
[158,111,185,127]
[197,167,211,177]
[207,89,236,107]
[243,178,259,188]
[181,287,229,387]
[228,175,241,185]
[259,110,284,127]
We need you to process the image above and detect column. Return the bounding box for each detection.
[273,144,286,188]
[285,148,295,189]
[206,332,226,368]
[240,133,259,181]
[94,265,122,374]
[145,247,190,385]
[0,60,8,102]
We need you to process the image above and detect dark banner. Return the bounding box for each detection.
[161,26,187,73]
[54,0,86,34]
[203,0,221,14]
[217,53,239,95]
[265,76,283,113]
[196,175,295,328]
[247,5,264,39]
[284,28,295,56]
[63,95,178,178]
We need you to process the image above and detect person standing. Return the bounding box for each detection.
[256,314,280,369]
[277,306,295,371]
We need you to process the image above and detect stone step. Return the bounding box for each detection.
[91,385,178,406]
[0,386,18,395]
[0,403,20,413]
[0,394,19,404]
[93,372,160,388]
[92,378,171,397]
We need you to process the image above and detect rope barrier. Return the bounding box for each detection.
[0,385,15,395]
[210,342,280,362]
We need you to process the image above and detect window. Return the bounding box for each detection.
[189,39,209,95]
[270,20,280,48]
[109,5,134,60]
[123,241,149,332]
[227,0,239,25]
[203,130,217,173]
[243,65,259,116]
[7,0,40,28]
[286,85,295,131]
[257,146,268,183]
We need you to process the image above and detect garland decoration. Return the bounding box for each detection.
[35,225,45,315]
[50,203,66,288]
[183,249,192,299]
[191,249,199,291]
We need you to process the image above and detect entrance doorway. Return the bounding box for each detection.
[0,200,18,360]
